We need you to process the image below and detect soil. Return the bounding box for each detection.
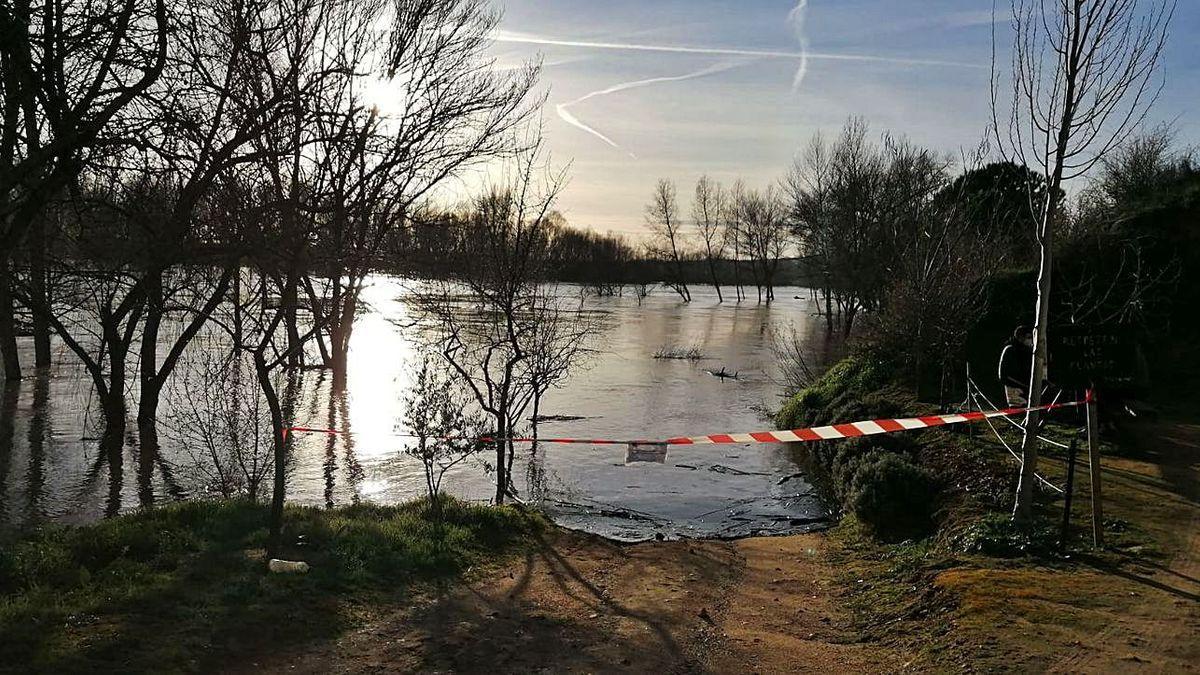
[251,419,1198,674]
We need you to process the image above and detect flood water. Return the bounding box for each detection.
[0,279,839,540]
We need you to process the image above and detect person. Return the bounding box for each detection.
[998,326,1034,407]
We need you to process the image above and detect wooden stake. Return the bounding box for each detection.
[1086,388,1104,548]
[1059,436,1078,552]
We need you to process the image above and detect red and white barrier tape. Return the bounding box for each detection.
[283,395,1086,446]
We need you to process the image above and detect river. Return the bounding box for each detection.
[0,278,839,540]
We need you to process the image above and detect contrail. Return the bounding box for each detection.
[555,61,747,159]
[492,30,982,70]
[555,102,632,158]
[788,0,810,91]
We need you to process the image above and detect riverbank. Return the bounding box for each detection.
[0,498,545,673]
[2,418,1195,673]
[253,416,1199,673]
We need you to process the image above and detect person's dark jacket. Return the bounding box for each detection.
[998,338,1032,389]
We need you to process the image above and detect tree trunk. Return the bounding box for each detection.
[732,241,744,301]
[707,259,723,302]
[29,215,50,367]
[0,260,19,381]
[283,272,302,368]
[138,269,163,427]
[330,284,358,390]
[1013,4,1080,526]
[256,353,287,557]
[137,424,161,507]
[843,304,857,338]
[493,439,507,505]
[1013,202,1055,524]
[102,351,128,441]
[823,271,834,333]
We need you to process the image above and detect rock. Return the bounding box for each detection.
[268,559,310,574]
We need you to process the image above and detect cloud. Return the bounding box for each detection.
[491,29,983,70]
[555,60,750,159]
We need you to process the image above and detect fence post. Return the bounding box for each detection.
[1059,436,1078,551]
[965,365,975,447]
[1086,388,1104,548]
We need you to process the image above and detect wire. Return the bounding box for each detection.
[968,388,1064,493]
[966,377,1071,449]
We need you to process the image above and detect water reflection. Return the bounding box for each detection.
[103,435,123,518]
[1,280,839,540]
[27,374,49,516]
[0,383,17,522]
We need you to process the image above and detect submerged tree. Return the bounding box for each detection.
[693,175,727,302]
[992,0,1174,524]
[419,138,590,504]
[301,0,541,388]
[646,179,691,302]
[0,0,168,379]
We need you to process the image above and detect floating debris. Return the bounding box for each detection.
[703,367,739,380]
[531,414,593,423]
[708,464,770,476]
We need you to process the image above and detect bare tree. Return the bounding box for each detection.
[519,287,596,441]
[220,261,326,556]
[787,119,957,332]
[733,183,788,303]
[784,134,836,328]
[131,0,313,429]
[646,178,690,302]
[693,175,727,301]
[162,341,274,502]
[725,180,748,302]
[991,0,1174,523]
[419,138,573,504]
[302,0,541,388]
[0,0,168,378]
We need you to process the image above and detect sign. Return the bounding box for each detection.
[1051,325,1139,388]
[625,442,668,464]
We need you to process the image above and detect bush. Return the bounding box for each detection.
[829,436,919,500]
[846,454,939,540]
[953,512,1060,557]
[775,353,896,429]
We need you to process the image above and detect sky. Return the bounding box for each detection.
[481,0,1200,237]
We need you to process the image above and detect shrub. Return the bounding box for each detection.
[775,353,895,429]
[953,512,1060,557]
[829,436,919,501]
[846,454,939,540]
[652,343,704,360]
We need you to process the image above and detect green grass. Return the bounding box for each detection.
[0,497,544,674]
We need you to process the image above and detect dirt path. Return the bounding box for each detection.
[1049,421,1200,673]
[261,530,905,674]
[926,420,1200,673]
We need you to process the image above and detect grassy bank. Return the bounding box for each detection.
[776,353,1199,669]
[0,497,544,673]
